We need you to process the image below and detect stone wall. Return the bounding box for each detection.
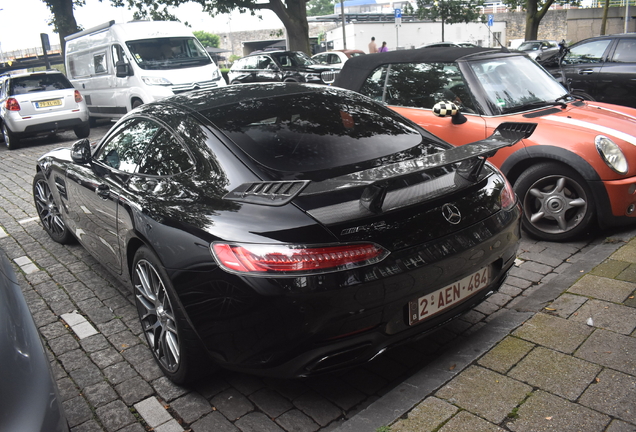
[495,7,636,45]
[218,23,335,59]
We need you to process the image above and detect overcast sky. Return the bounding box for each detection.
[0,0,283,53]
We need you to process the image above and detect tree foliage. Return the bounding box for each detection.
[500,0,581,40]
[193,31,221,47]
[110,0,313,54]
[413,0,485,41]
[307,0,335,16]
[41,0,83,55]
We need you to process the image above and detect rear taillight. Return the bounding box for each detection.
[6,98,20,111]
[74,90,83,103]
[211,242,389,276]
[500,177,516,210]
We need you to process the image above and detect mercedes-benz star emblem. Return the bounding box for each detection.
[442,203,462,224]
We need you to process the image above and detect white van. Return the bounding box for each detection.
[64,20,226,124]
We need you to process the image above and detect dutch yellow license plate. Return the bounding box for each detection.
[408,266,491,325]
[36,99,62,108]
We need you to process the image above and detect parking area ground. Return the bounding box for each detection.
[1,128,634,432]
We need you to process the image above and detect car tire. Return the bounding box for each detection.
[132,99,143,109]
[33,172,74,244]
[2,123,20,150]
[132,246,213,384]
[571,91,596,101]
[514,162,595,242]
[74,122,90,139]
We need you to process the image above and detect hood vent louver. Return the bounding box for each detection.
[223,180,311,206]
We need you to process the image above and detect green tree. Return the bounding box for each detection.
[413,0,485,41]
[307,0,335,16]
[501,0,581,40]
[111,0,314,54]
[193,31,221,47]
[41,0,83,56]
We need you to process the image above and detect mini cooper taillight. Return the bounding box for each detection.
[6,98,20,111]
[74,90,83,103]
[211,242,389,276]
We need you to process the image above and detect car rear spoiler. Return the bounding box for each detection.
[223,122,536,207]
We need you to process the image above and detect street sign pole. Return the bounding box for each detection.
[395,8,402,49]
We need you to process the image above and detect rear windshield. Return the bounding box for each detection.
[9,74,73,95]
[201,91,430,174]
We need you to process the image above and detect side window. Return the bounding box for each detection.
[359,66,389,101]
[362,63,475,112]
[329,54,342,64]
[96,120,160,173]
[137,130,194,176]
[93,53,107,74]
[563,40,612,65]
[257,56,273,70]
[612,39,636,63]
[244,57,259,70]
[233,58,247,70]
[314,54,327,65]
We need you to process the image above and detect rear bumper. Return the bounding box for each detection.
[5,110,88,135]
[175,203,522,378]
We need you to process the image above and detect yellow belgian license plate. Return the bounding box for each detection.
[36,99,62,108]
[408,266,491,325]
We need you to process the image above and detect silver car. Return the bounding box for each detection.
[516,40,560,62]
[0,70,89,150]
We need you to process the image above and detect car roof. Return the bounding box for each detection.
[144,82,344,116]
[334,47,504,90]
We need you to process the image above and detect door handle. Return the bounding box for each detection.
[578,69,594,75]
[95,184,110,199]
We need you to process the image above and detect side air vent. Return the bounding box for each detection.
[495,122,537,140]
[223,180,311,206]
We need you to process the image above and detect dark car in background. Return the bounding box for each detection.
[228,51,338,85]
[0,246,69,432]
[34,82,524,384]
[542,33,636,107]
[334,47,636,241]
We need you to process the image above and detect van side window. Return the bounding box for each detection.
[94,53,107,74]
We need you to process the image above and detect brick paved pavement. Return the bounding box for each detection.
[1,129,632,432]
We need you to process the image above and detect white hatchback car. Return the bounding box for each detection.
[0,70,89,150]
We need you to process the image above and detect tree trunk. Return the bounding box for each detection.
[524,0,553,41]
[268,0,311,54]
[44,0,80,57]
[600,0,611,35]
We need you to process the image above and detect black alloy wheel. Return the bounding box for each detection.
[33,172,74,244]
[514,162,595,241]
[132,247,209,384]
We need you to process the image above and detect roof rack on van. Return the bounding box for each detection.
[65,20,115,42]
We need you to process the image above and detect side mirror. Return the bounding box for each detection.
[432,101,467,125]
[116,61,131,78]
[71,139,92,164]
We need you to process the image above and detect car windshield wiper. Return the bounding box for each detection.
[502,99,569,114]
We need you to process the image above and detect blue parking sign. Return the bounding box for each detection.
[395,8,402,18]
[488,14,494,26]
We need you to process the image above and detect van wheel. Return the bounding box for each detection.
[74,122,90,139]
[132,99,143,109]
[2,123,20,150]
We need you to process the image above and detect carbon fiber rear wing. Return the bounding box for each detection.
[223,122,536,206]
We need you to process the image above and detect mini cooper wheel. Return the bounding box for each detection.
[132,246,209,384]
[514,162,595,241]
[33,172,74,244]
[3,123,20,150]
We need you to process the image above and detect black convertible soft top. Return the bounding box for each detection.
[333,47,502,91]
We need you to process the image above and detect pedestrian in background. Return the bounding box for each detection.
[379,41,389,52]
[369,37,378,53]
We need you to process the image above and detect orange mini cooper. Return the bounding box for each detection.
[335,47,636,241]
